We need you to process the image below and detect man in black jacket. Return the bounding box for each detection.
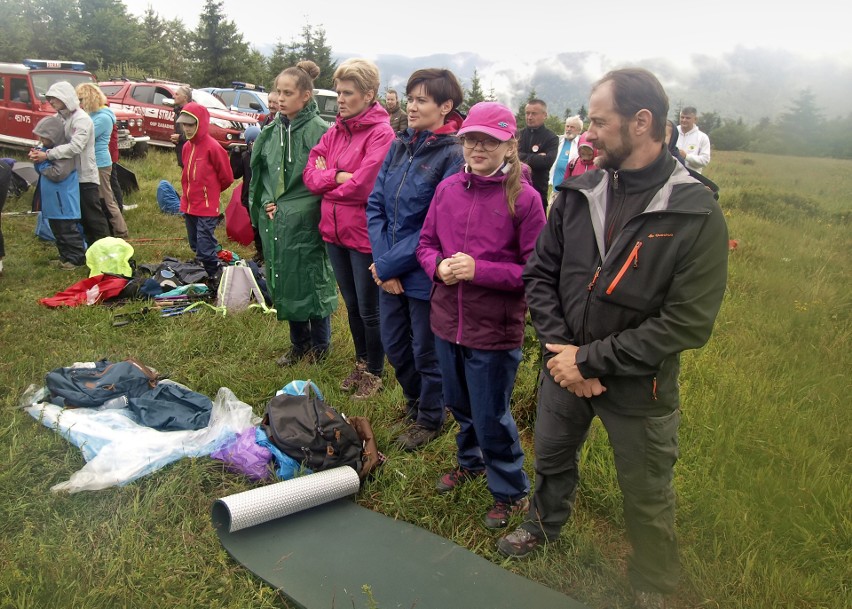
[517,99,558,211]
[498,68,729,609]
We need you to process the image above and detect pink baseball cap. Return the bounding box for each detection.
[458,102,517,141]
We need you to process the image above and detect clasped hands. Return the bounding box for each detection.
[436,252,475,285]
[369,263,404,295]
[545,343,607,398]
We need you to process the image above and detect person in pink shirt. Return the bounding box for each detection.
[304,58,395,399]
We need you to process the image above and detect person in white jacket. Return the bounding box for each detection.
[548,115,584,189]
[676,106,711,173]
[29,81,110,245]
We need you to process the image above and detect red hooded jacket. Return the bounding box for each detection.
[179,102,234,216]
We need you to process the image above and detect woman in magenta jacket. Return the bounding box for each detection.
[304,58,395,399]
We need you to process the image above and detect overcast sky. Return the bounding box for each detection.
[123,0,848,67]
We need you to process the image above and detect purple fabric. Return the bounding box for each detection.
[416,168,546,350]
[210,426,273,480]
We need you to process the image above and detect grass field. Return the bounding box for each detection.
[0,148,849,609]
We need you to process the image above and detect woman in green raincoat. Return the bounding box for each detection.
[249,60,338,366]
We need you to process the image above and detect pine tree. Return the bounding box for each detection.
[270,23,337,90]
[191,0,252,87]
[462,69,485,112]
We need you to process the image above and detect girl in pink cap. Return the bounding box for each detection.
[416,102,546,529]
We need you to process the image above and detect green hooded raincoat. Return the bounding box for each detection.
[249,100,337,322]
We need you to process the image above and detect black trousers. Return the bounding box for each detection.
[80,182,110,246]
[49,219,86,266]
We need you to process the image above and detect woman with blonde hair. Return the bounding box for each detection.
[304,58,395,399]
[76,83,128,238]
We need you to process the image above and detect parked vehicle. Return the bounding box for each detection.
[99,79,258,150]
[202,82,269,121]
[313,89,339,125]
[0,59,149,157]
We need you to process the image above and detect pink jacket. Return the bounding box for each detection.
[304,102,395,253]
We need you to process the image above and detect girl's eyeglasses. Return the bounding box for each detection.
[459,135,502,152]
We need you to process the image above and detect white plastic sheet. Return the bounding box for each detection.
[24,385,259,493]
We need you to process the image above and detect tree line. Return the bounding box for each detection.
[1,0,849,159]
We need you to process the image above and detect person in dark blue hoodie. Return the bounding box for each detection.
[366,68,465,451]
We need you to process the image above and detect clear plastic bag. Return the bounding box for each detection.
[25,385,259,493]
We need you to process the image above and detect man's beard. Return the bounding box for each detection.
[596,121,632,170]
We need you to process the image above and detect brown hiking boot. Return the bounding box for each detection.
[339,361,366,392]
[396,424,440,451]
[352,371,382,400]
[484,497,530,529]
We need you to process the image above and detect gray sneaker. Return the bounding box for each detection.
[339,361,366,392]
[352,371,382,400]
[497,527,542,558]
[396,424,440,451]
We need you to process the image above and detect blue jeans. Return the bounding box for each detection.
[379,292,444,430]
[185,215,220,277]
[289,316,331,356]
[435,337,528,502]
[326,243,383,376]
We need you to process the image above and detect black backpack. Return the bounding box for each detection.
[262,383,363,475]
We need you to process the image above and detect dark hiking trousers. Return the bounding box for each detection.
[80,181,110,246]
[49,219,86,266]
[379,292,444,430]
[521,372,681,594]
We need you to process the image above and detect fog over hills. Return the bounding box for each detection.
[334,47,852,123]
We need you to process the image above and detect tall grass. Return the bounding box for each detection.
[0,149,848,609]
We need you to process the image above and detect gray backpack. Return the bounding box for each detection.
[216,261,270,313]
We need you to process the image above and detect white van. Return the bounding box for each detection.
[313,89,339,125]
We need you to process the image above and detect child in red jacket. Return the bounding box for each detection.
[177,102,233,280]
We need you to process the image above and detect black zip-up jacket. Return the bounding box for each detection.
[523,149,728,415]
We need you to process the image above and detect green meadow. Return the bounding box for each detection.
[0,149,848,609]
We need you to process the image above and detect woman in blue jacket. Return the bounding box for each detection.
[366,68,464,451]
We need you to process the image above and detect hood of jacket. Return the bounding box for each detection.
[179,102,210,141]
[91,106,116,122]
[44,82,79,115]
[33,115,67,147]
[576,132,596,156]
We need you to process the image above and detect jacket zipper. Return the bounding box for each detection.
[333,126,354,245]
[456,182,478,344]
[56,191,64,214]
[391,147,415,245]
[580,259,602,344]
[605,241,643,294]
[186,144,197,213]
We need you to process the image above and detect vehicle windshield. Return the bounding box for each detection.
[192,89,227,110]
[31,72,95,99]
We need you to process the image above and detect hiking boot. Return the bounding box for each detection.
[352,371,382,400]
[340,361,366,392]
[632,589,668,609]
[484,497,530,529]
[396,424,440,451]
[436,468,484,494]
[497,527,542,558]
[275,348,308,367]
[58,261,82,271]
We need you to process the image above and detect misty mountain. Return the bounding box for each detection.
[330,47,852,123]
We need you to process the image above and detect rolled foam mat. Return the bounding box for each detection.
[212,467,589,609]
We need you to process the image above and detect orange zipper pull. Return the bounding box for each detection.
[605,241,643,295]
[587,266,601,291]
